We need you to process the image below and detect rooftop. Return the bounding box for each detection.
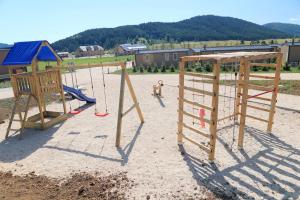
[192,45,274,53]
[79,45,104,52]
[120,43,147,51]
[136,48,189,55]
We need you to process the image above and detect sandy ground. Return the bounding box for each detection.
[0,68,299,199]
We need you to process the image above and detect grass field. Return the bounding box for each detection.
[149,38,300,49]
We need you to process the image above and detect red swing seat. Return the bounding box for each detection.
[94,112,109,117]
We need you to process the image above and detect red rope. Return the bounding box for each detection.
[247,88,276,100]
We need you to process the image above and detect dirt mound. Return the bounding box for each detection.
[0,171,133,200]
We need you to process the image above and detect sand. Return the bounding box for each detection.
[0,68,299,199]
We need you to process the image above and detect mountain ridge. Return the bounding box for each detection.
[52,15,290,52]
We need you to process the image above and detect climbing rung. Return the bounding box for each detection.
[122,103,138,117]
[247,95,272,101]
[241,103,272,112]
[179,122,210,138]
[240,113,270,123]
[181,110,211,124]
[217,114,237,122]
[183,86,214,96]
[250,63,277,68]
[247,84,274,91]
[181,134,210,153]
[180,97,212,111]
[249,74,275,79]
[185,72,216,79]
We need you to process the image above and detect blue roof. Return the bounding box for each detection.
[2,41,60,66]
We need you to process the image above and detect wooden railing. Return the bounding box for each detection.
[11,72,35,97]
[37,69,62,95]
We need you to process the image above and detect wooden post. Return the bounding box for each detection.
[237,59,250,149]
[57,60,67,114]
[19,95,32,139]
[208,62,220,161]
[234,61,244,120]
[267,53,282,133]
[115,66,126,147]
[124,71,144,123]
[177,61,185,144]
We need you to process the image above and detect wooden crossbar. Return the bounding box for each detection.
[217,114,237,122]
[247,84,274,91]
[185,72,216,79]
[241,103,272,112]
[181,110,211,124]
[239,113,270,123]
[240,93,272,101]
[183,86,214,96]
[181,134,210,153]
[250,63,276,68]
[180,98,213,111]
[249,74,275,80]
[180,122,210,138]
[122,103,138,117]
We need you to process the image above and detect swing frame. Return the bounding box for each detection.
[177,52,282,161]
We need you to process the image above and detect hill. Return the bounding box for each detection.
[264,22,300,36]
[52,15,289,52]
[0,43,10,48]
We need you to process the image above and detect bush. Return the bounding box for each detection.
[283,64,291,71]
[252,66,259,72]
[147,65,152,73]
[195,67,203,72]
[262,67,269,72]
[161,66,166,73]
[139,66,144,73]
[205,64,213,72]
[132,66,137,73]
[153,66,159,73]
[170,66,175,72]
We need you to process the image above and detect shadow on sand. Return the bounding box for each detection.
[179,126,300,200]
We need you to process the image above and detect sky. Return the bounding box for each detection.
[0,0,300,44]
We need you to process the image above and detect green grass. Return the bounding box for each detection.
[149,38,300,49]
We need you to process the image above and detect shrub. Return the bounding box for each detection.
[283,63,291,71]
[147,65,152,73]
[139,66,144,73]
[132,66,137,73]
[161,66,166,73]
[205,64,213,72]
[195,67,203,72]
[262,67,269,72]
[153,66,159,73]
[170,66,175,72]
[252,66,259,72]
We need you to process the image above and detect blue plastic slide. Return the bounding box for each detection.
[63,85,96,104]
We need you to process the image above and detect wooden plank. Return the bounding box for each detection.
[181,134,210,153]
[243,104,272,112]
[249,74,275,80]
[238,59,250,149]
[268,54,282,132]
[245,114,269,123]
[182,110,211,124]
[250,63,277,68]
[247,95,271,101]
[209,62,220,161]
[184,72,216,79]
[247,84,274,91]
[181,98,212,111]
[183,86,214,96]
[217,114,237,122]
[124,71,144,123]
[115,67,126,147]
[43,114,68,129]
[180,122,210,138]
[177,61,185,143]
[122,103,138,117]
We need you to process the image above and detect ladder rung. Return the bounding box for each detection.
[183,86,214,96]
[180,122,210,138]
[180,97,212,111]
[249,74,275,79]
[185,72,216,79]
[180,110,211,124]
[250,63,277,68]
[181,133,210,153]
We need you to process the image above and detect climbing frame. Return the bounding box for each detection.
[177,52,283,161]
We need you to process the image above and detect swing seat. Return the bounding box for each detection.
[95,112,109,117]
[69,110,81,114]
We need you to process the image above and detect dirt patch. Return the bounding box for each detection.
[0,171,133,200]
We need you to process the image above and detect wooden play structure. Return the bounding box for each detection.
[3,41,68,139]
[177,52,282,161]
[2,41,144,146]
[152,80,164,97]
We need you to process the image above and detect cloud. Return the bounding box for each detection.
[289,17,300,22]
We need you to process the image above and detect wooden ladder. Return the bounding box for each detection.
[5,95,32,139]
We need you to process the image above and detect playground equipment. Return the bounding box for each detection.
[177,52,282,161]
[3,41,67,138]
[152,80,164,97]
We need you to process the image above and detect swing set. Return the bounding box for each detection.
[178,52,283,161]
[3,41,144,148]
